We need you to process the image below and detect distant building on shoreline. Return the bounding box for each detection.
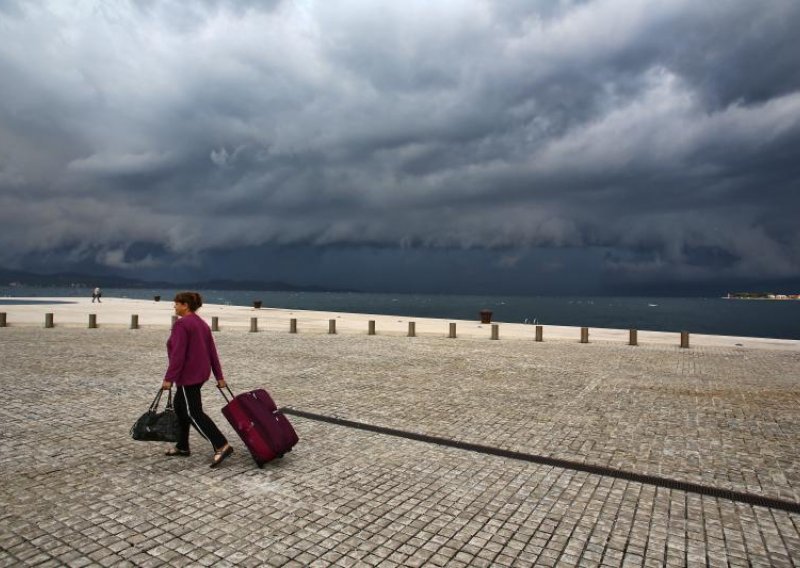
[725,292,800,300]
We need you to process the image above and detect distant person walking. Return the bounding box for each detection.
[92,287,102,303]
[162,292,233,468]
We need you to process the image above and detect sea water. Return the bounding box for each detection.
[1,287,798,340]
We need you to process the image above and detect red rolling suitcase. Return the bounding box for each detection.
[219,386,299,467]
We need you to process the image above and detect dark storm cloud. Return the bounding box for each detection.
[1,0,799,288]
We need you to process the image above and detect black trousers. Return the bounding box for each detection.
[174,384,227,451]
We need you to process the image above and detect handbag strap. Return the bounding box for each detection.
[151,388,174,411]
[150,389,163,411]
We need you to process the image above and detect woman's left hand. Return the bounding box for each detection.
[161,380,172,390]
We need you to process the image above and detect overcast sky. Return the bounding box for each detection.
[1,0,799,294]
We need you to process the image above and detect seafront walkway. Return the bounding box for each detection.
[1,299,799,566]
[1,297,798,350]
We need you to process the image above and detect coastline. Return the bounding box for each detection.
[2,296,798,351]
[4,288,800,340]
[723,297,800,301]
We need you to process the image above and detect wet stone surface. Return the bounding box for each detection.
[0,327,799,566]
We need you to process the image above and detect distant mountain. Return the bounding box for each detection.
[0,267,146,288]
[0,267,353,293]
[186,278,346,292]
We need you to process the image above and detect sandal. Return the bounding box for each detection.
[210,445,233,468]
[165,448,191,457]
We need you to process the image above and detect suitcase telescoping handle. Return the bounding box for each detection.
[217,384,235,403]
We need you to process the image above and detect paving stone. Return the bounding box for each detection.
[1,328,799,566]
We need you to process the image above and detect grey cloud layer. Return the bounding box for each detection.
[1,0,799,281]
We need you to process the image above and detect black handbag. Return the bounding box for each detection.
[131,389,180,442]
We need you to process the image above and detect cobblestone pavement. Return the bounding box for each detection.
[1,327,798,567]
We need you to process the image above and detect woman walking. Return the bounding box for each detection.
[162,291,233,468]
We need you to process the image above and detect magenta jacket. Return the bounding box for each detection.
[164,313,223,386]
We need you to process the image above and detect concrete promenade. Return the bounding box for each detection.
[1,299,799,566]
[2,297,799,350]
